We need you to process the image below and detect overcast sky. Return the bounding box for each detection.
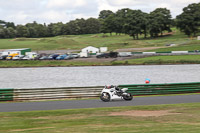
[0,0,199,24]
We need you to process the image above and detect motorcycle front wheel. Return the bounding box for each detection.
[100,92,111,102]
[123,93,133,101]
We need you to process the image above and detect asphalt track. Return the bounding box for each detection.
[0,94,200,112]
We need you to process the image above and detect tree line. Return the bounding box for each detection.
[0,18,101,38]
[0,2,199,39]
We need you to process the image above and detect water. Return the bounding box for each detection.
[0,64,199,89]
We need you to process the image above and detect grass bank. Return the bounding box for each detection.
[0,29,199,52]
[0,60,111,67]
[1,102,200,133]
[113,55,200,65]
[1,55,200,67]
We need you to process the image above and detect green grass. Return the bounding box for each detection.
[0,60,111,67]
[0,29,199,51]
[0,102,200,133]
[113,55,200,65]
[148,40,200,52]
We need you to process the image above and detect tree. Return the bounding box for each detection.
[149,8,172,37]
[26,21,48,37]
[124,10,148,39]
[100,13,117,35]
[115,8,132,34]
[176,3,200,37]
[99,10,114,19]
[0,20,6,27]
[0,28,5,38]
[7,27,16,38]
[140,12,149,39]
[6,22,15,29]
[85,18,101,34]
[16,25,29,37]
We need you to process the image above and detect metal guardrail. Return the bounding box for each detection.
[13,86,103,101]
[1,82,200,101]
[0,88,14,101]
[119,82,200,95]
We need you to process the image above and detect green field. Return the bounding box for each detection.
[1,102,200,133]
[0,29,199,51]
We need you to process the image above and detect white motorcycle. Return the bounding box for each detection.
[100,85,133,102]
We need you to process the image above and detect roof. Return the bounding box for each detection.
[82,46,99,50]
[4,48,31,52]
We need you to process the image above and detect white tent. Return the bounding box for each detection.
[81,46,99,53]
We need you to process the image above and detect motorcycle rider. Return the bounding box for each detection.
[114,86,123,95]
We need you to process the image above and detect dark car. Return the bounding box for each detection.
[48,54,59,60]
[109,52,118,58]
[96,52,118,58]
[96,53,110,58]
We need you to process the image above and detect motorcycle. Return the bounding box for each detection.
[100,85,133,102]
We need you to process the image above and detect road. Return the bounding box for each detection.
[0,94,200,112]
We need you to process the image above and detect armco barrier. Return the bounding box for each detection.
[5,82,200,101]
[13,86,103,101]
[0,88,14,101]
[119,82,200,95]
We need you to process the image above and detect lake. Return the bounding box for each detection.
[0,64,199,89]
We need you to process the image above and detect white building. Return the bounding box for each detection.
[197,36,200,40]
[81,46,99,54]
[2,48,31,55]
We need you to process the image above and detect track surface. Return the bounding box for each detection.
[0,94,200,112]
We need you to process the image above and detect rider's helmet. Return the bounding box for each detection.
[105,85,114,89]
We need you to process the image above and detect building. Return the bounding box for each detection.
[2,48,31,55]
[81,46,99,54]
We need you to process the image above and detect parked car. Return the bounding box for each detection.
[39,55,49,60]
[12,55,25,60]
[56,54,67,60]
[64,54,74,60]
[109,52,118,58]
[118,52,132,57]
[47,54,60,60]
[6,53,19,60]
[0,55,8,60]
[34,54,44,60]
[22,55,31,60]
[96,52,118,58]
[96,53,110,58]
[71,53,80,58]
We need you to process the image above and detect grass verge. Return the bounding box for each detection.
[1,55,200,67]
[113,55,200,65]
[0,102,200,133]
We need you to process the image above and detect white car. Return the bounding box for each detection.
[71,53,80,58]
[12,55,25,60]
[118,52,132,57]
[22,55,31,60]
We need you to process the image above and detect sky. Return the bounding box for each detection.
[0,0,199,25]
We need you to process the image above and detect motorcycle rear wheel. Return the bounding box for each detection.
[100,92,111,102]
[123,93,133,101]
